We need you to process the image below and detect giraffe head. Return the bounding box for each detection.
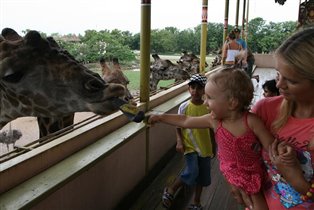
[149,54,190,91]
[0,28,126,129]
[178,51,208,74]
[100,57,133,100]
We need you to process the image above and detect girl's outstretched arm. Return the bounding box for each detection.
[147,113,213,129]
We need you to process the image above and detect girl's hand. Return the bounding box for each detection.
[278,143,298,166]
[147,114,160,125]
[269,140,298,166]
[269,139,304,189]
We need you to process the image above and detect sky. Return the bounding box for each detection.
[1,0,300,36]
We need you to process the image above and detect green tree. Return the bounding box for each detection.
[206,22,224,53]
[177,29,197,53]
[53,18,298,63]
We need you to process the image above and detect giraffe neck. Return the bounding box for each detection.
[0,89,35,129]
[37,115,74,138]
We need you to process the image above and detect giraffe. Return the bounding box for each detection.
[99,57,133,99]
[149,54,190,91]
[0,28,126,138]
[177,51,208,74]
[211,49,223,68]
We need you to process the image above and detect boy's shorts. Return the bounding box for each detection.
[180,152,211,186]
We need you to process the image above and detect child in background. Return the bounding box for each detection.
[148,68,294,210]
[162,74,214,210]
[262,79,280,97]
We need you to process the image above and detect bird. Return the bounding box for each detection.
[0,129,23,151]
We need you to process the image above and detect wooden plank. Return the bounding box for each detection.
[129,153,185,210]
[129,154,241,210]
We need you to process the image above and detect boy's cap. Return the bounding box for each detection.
[188,74,207,86]
[233,28,241,33]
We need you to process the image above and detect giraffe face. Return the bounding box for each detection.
[0,29,125,125]
[101,57,133,100]
[149,54,191,91]
[178,52,208,74]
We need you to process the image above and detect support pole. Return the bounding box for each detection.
[235,0,240,28]
[200,0,208,74]
[223,0,230,43]
[241,0,247,39]
[140,0,151,175]
[245,0,250,42]
[140,0,151,107]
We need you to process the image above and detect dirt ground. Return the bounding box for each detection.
[0,112,95,156]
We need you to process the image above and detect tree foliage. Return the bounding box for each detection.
[49,17,297,63]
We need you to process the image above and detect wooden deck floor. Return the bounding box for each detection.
[128,67,277,210]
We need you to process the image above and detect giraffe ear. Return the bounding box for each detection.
[24,30,49,50]
[1,28,22,41]
[46,37,60,48]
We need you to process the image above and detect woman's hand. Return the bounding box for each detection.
[269,139,305,192]
[270,140,298,166]
[229,184,253,210]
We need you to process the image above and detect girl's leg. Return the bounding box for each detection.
[250,192,268,210]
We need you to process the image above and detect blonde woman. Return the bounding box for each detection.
[235,27,314,210]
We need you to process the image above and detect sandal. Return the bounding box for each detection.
[188,204,203,210]
[162,187,174,209]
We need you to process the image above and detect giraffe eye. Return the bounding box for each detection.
[2,71,24,83]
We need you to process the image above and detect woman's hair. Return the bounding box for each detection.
[228,31,236,40]
[262,79,280,96]
[207,67,253,112]
[273,27,314,130]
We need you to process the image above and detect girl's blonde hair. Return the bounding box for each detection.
[272,27,314,130]
[207,67,254,112]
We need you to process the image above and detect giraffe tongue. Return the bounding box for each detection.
[112,98,145,123]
